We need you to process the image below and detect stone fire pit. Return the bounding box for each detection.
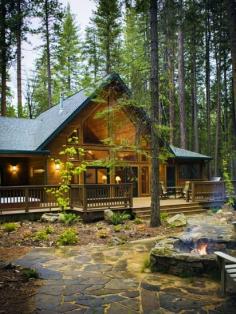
[150,222,236,277]
[150,211,236,277]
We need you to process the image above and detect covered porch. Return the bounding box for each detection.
[0,181,233,217]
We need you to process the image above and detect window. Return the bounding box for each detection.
[117,151,137,161]
[84,167,109,184]
[84,150,109,161]
[83,104,108,144]
[179,164,201,180]
[68,129,79,144]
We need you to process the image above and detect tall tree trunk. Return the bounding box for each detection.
[149,0,160,227]
[214,50,221,176]
[178,27,186,149]
[205,0,211,176]
[167,45,175,145]
[45,0,52,108]
[191,41,199,152]
[0,0,7,116]
[225,0,236,125]
[106,26,111,74]
[16,0,23,117]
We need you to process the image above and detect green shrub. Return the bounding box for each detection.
[33,230,49,241]
[59,213,81,225]
[110,212,131,225]
[133,217,143,225]
[96,229,109,238]
[2,223,19,233]
[22,268,39,279]
[57,229,78,245]
[113,224,122,232]
[45,226,54,234]
[160,212,169,223]
[141,257,151,273]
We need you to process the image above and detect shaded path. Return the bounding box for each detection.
[15,239,236,314]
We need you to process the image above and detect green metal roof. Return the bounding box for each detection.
[169,145,212,160]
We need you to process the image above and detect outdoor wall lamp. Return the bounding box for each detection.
[55,163,60,171]
[115,176,121,184]
[102,175,107,183]
[10,165,18,174]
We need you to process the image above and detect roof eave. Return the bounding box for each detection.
[0,149,50,155]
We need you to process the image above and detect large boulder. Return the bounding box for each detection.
[104,209,114,223]
[41,213,60,223]
[167,213,187,227]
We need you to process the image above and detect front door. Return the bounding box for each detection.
[167,165,176,187]
[115,167,138,197]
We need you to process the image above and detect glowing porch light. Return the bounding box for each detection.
[102,175,107,183]
[115,176,121,184]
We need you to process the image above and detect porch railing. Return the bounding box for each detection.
[0,183,133,214]
[70,183,133,211]
[0,185,59,213]
[191,180,236,202]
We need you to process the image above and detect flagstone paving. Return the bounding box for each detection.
[14,237,236,314]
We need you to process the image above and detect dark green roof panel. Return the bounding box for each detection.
[170,145,212,160]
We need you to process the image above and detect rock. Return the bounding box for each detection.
[110,237,124,246]
[41,213,60,223]
[104,209,114,222]
[167,213,187,227]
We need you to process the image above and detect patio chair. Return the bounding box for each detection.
[160,181,169,199]
[182,181,191,201]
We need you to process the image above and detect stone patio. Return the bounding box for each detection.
[14,236,236,313]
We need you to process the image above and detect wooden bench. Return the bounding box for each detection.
[214,251,236,296]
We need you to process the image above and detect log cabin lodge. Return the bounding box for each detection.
[0,73,211,198]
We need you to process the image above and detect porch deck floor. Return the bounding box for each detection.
[133,197,190,208]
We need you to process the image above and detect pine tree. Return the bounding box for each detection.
[35,0,63,108]
[120,6,149,105]
[93,0,121,75]
[82,21,101,84]
[55,4,81,96]
[0,0,16,116]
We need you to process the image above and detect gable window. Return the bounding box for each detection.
[83,104,108,144]
[68,129,79,144]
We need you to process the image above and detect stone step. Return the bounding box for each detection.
[135,208,205,219]
[160,202,201,209]
[133,205,204,214]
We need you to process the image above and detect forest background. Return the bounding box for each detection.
[0,0,236,178]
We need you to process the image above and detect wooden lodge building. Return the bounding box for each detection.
[0,73,211,198]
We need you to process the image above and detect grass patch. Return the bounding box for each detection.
[57,229,78,245]
[2,222,19,233]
